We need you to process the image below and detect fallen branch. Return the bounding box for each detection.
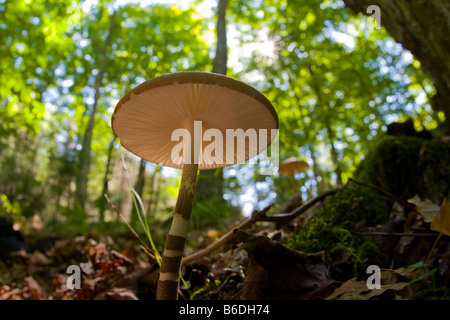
[182,204,273,265]
[183,188,341,264]
[352,231,439,237]
[258,188,342,222]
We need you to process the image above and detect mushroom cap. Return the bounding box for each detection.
[112,72,278,170]
[278,158,309,175]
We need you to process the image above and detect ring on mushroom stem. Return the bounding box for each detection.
[111,71,278,300]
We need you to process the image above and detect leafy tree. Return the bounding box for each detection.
[195,0,228,215]
[0,0,442,235]
[228,0,438,202]
[0,0,75,219]
[0,0,211,226]
[63,1,211,220]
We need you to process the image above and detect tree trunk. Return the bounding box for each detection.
[75,13,116,212]
[308,145,324,195]
[146,166,158,217]
[131,158,146,226]
[305,61,344,187]
[212,0,228,75]
[325,123,343,186]
[343,0,450,133]
[98,136,116,222]
[195,0,228,204]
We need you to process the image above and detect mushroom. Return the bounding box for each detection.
[278,157,309,199]
[278,157,309,176]
[111,71,278,300]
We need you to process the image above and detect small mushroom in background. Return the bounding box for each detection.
[278,157,309,176]
[277,158,309,213]
[278,157,308,192]
[112,71,278,300]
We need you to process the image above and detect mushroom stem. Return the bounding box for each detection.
[157,162,198,300]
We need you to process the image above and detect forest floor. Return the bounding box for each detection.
[2,136,450,300]
[1,192,449,301]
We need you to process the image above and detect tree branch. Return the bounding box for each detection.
[258,188,342,222]
[182,188,341,264]
[182,204,272,265]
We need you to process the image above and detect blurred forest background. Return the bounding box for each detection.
[1,0,445,233]
[1,0,449,300]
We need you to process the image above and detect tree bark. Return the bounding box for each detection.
[147,168,160,218]
[212,0,228,75]
[98,136,116,222]
[131,158,146,226]
[195,0,228,204]
[343,0,450,133]
[75,13,116,212]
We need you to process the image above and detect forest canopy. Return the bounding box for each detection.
[1,0,449,302]
[0,0,443,232]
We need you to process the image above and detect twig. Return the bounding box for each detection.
[209,273,234,298]
[258,188,342,222]
[425,232,443,264]
[182,188,340,264]
[182,204,273,265]
[352,231,439,237]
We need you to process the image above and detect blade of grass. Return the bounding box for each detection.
[121,152,192,298]
[105,194,154,257]
[130,188,161,264]
[122,153,161,264]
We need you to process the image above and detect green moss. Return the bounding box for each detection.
[410,266,450,300]
[288,217,353,253]
[317,185,392,227]
[287,217,388,282]
[287,135,450,281]
[355,136,450,203]
[286,183,391,281]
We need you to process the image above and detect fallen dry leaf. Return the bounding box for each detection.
[234,229,333,300]
[80,261,94,275]
[326,268,419,300]
[210,247,247,277]
[0,285,22,300]
[24,276,45,300]
[407,194,440,223]
[83,276,104,291]
[95,287,139,300]
[431,198,450,236]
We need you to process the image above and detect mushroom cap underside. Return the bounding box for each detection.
[112,72,279,170]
